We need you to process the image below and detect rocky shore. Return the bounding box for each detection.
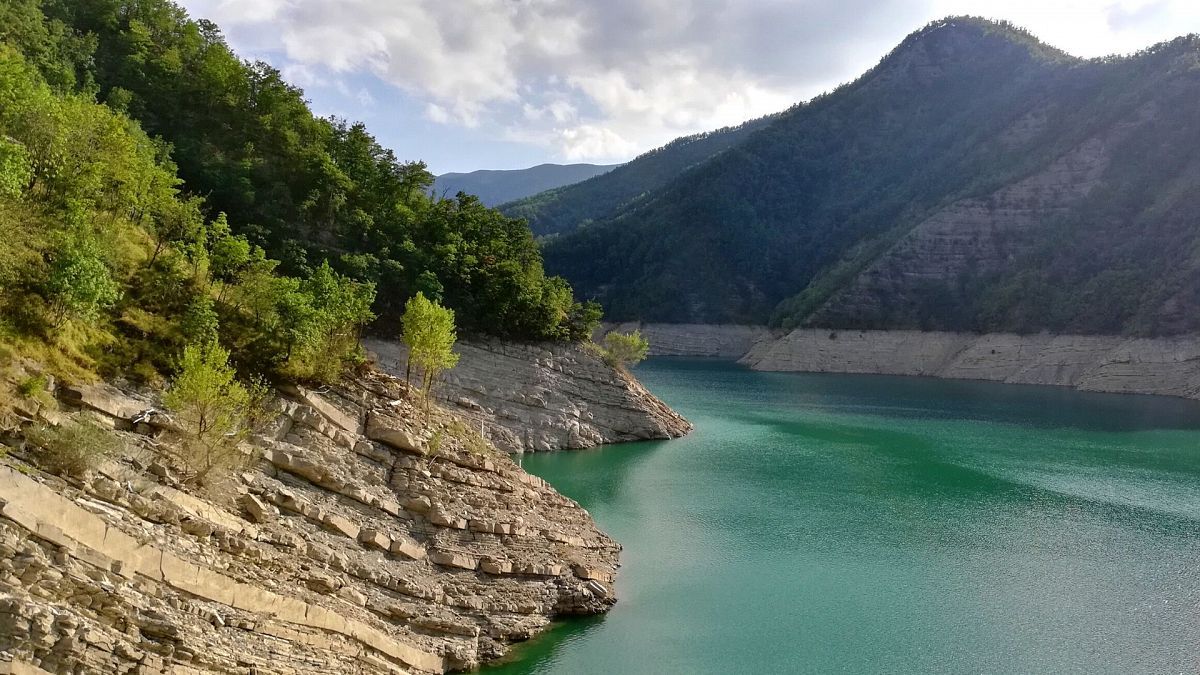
[742,329,1200,399]
[365,338,691,452]
[0,365,623,674]
[593,323,1200,401]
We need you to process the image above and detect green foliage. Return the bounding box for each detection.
[162,339,250,484]
[601,330,650,368]
[26,416,123,477]
[540,20,1200,337]
[502,117,777,236]
[0,137,31,198]
[279,261,376,382]
[180,295,218,346]
[44,226,121,325]
[401,292,460,397]
[16,373,47,399]
[17,1,596,342]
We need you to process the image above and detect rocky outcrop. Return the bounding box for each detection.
[742,329,1200,399]
[0,369,620,673]
[364,339,691,453]
[597,322,775,358]
[807,136,1112,327]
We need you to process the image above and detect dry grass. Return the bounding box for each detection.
[25,414,124,477]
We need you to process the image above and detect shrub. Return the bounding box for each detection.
[601,330,650,368]
[163,339,251,484]
[16,374,47,398]
[26,416,122,477]
[401,292,460,401]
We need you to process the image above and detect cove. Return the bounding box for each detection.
[485,358,1200,674]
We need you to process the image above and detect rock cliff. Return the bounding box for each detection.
[741,329,1200,399]
[364,339,691,452]
[0,367,620,674]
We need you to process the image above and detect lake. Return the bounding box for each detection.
[485,358,1200,674]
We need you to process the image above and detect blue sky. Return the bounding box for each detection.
[179,0,1200,174]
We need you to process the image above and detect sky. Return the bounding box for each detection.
[177,0,1200,174]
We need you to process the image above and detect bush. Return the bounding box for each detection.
[401,292,460,401]
[601,330,650,368]
[26,416,122,477]
[163,339,251,484]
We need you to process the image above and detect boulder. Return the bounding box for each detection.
[365,413,427,455]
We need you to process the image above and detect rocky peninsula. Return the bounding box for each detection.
[0,351,641,674]
[365,338,691,452]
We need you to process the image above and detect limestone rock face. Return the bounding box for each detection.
[597,322,776,358]
[0,371,621,674]
[365,339,692,452]
[741,329,1200,399]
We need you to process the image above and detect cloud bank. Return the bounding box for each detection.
[182,0,1200,169]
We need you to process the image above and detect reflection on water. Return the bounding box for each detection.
[485,359,1200,674]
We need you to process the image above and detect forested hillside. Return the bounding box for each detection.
[434,163,618,207]
[501,116,775,237]
[541,18,1200,337]
[0,0,598,386]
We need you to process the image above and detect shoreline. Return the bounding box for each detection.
[601,323,1200,401]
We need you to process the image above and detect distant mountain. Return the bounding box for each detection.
[541,17,1200,337]
[502,116,776,236]
[433,163,618,206]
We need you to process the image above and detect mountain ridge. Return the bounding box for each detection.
[433,162,618,206]
[537,18,1200,337]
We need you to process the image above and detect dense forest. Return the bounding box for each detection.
[535,18,1200,336]
[0,0,599,384]
[501,115,777,237]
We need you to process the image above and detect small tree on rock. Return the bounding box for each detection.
[401,292,460,403]
[163,339,251,485]
[602,330,650,369]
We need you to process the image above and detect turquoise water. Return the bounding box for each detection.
[486,359,1200,674]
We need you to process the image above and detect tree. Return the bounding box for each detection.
[44,225,120,326]
[401,291,460,402]
[163,339,250,484]
[602,330,650,368]
[0,137,31,198]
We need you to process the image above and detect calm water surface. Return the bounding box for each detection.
[485,359,1200,674]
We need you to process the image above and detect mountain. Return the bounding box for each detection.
[541,18,1200,337]
[501,116,776,236]
[433,163,618,206]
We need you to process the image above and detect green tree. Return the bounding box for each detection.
[44,226,120,326]
[401,291,460,401]
[601,330,650,369]
[163,339,250,484]
[0,137,31,198]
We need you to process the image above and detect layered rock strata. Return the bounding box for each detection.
[365,339,691,452]
[742,329,1200,399]
[0,370,620,674]
[597,323,775,359]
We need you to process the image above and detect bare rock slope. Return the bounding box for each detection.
[366,339,691,452]
[0,368,620,673]
[742,329,1200,399]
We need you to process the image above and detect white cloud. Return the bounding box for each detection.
[180,0,1200,168]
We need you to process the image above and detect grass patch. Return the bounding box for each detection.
[25,415,123,477]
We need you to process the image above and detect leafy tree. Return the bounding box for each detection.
[601,330,650,369]
[0,138,31,198]
[401,291,460,400]
[180,294,218,346]
[44,226,120,326]
[163,339,250,484]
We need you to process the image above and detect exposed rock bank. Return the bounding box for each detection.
[743,329,1200,399]
[0,369,620,673]
[365,339,691,452]
[598,323,775,359]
